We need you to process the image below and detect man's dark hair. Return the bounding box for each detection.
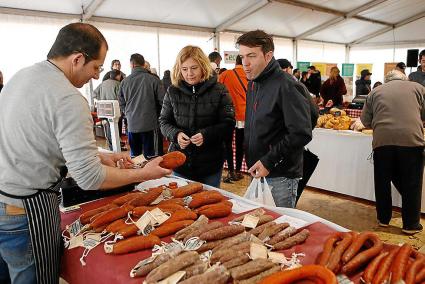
[130,53,145,67]
[111,59,120,69]
[236,30,274,54]
[235,55,242,65]
[110,70,121,80]
[47,23,107,63]
[293,68,300,74]
[208,52,222,63]
[308,66,316,71]
[419,49,425,60]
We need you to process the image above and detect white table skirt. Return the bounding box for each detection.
[306,128,425,213]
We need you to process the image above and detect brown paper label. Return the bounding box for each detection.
[250,242,268,260]
[241,214,259,229]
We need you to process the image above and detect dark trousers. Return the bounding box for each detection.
[373,145,423,228]
[224,128,244,172]
[128,130,155,158]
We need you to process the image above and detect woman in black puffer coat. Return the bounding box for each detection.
[159,46,235,187]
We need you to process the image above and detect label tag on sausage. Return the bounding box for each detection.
[183,237,206,251]
[67,219,83,237]
[250,242,268,260]
[336,275,354,284]
[130,255,157,278]
[183,196,193,206]
[241,214,260,229]
[268,251,288,264]
[157,270,186,284]
[150,208,170,225]
[134,211,154,231]
[68,235,84,249]
[84,233,102,242]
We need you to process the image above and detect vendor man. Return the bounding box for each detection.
[0,23,171,283]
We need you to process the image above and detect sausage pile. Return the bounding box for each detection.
[317,231,425,283]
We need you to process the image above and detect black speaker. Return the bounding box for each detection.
[407,49,419,67]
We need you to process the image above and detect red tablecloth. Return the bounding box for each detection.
[60,194,359,283]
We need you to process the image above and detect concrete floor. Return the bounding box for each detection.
[220,170,425,251]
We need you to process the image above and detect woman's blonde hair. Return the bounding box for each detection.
[171,46,212,86]
[329,66,340,82]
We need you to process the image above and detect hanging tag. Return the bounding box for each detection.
[241,214,260,229]
[157,271,186,284]
[150,208,170,225]
[200,250,212,262]
[134,211,154,231]
[337,274,354,284]
[268,251,288,264]
[183,196,192,206]
[84,233,102,242]
[141,223,155,236]
[68,235,84,250]
[130,255,157,278]
[184,237,206,251]
[250,234,263,244]
[150,193,165,205]
[250,242,268,260]
[67,219,83,237]
[80,237,101,266]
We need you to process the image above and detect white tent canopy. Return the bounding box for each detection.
[0,0,424,89]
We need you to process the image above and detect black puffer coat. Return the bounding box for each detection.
[159,76,235,178]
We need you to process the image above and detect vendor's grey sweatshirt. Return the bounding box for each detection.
[0,61,106,208]
[409,70,425,87]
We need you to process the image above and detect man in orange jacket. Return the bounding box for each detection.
[219,55,247,182]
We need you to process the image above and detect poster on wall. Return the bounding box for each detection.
[342,63,355,77]
[325,63,338,76]
[343,77,354,100]
[312,62,326,76]
[223,51,239,64]
[356,63,373,76]
[384,62,398,76]
[297,62,310,72]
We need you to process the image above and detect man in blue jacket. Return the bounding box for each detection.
[237,30,312,208]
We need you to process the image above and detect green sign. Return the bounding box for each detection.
[297,62,310,72]
[342,63,355,77]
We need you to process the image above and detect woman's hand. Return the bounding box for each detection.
[190,133,204,146]
[177,132,191,149]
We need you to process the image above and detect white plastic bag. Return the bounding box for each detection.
[243,177,276,207]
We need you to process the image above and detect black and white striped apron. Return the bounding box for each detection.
[0,181,63,284]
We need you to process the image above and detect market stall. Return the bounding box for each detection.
[60,177,348,283]
[306,128,425,213]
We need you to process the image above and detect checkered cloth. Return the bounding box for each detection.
[344,109,362,118]
[223,130,248,173]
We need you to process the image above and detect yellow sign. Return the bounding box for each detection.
[325,63,338,76]
[356,64,373,77]
[312,62,326,76]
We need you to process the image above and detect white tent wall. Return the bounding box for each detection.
[297,40,346,71]
[350,45,425,85]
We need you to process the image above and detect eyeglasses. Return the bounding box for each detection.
[73,50,104,73]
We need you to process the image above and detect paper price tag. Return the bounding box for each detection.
[68,235,84,249]
[268,251,288,264]
[242,214,259,229]
[184,237,205,251]
[67,219,83,237]
[157,271,186,284]
[250,242,268,260]
[84,233,102,242]
[135,211,154,231]
[183,196,192,206]
[83,238,100,250]
[150,208,170,225]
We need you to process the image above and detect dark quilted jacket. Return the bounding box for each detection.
[159,76,235,178]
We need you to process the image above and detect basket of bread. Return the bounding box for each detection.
[316,108,353,130]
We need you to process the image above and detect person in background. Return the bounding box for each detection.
[395,62,406,74]
[293,68,301,81]
[162,70,172,93]
[300,71,308,86]
[93,70,122,151]
[0,23,170,284]
[219,55,247,183]
[409,49,425,86]
[237,30,312,208]
[208,51,222,69]
[320,67,347,107]
[119,53,163,158]
[102,59,125,82]
[305,65,321,98]
[160,46,235,187]
[373,81,382,89]
[0,71,3,93]
[277,59,293,74]
[355,69,372,96]
[361,70,425,235]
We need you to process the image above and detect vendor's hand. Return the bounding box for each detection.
[325,99,334,108]
[248,160,270,178]
[141,157,172,180]
[190,133,204,146]
[99,152,133,168]
[177,132,191,149]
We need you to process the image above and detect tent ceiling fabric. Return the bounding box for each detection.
[0,0,424,46]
